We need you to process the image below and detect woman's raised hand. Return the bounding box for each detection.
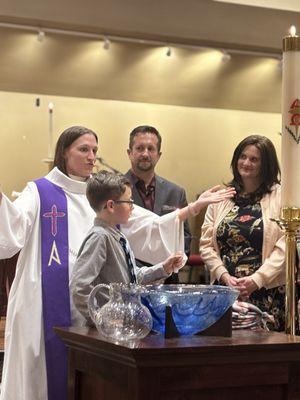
[185,186,236,218]
[195,186,236,208]
[177,186,235,221]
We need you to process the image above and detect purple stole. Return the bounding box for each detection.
[35,178,70,400]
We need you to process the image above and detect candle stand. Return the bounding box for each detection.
[273,207,300,335]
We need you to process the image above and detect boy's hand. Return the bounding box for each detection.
[162,252,185,274]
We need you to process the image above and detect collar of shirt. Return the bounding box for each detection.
[47,167,87,194]
[129,171,156,195]
[136,179,155,196]
[130,170,155,194]
[93,217,123,242]
[129,171,156,211]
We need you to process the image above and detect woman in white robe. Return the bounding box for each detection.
[0,126,235,400]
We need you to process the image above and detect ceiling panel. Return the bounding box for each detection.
[0,0,297,113]
[213,0,300,12]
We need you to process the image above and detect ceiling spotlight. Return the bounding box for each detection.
[103,37,110,50]
[221,51,231,63]
[166,47,172,57]
[37,29,45,42]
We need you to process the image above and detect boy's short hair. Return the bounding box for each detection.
[87,170,131,212]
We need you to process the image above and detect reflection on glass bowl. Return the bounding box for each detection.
[141,284,239,336]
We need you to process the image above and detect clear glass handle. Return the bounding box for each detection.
[88,283,110,324]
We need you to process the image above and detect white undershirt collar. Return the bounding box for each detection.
[68,174,87,182]
[45,167,88,194]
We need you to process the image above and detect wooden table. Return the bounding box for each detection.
[55,327,300,400]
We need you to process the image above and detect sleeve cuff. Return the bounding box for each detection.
[251,272,264,289]
[213,265,228,281]
[156,263,172,278]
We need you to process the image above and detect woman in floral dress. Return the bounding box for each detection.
[200,135,286,331]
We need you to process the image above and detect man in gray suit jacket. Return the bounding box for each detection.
[125,125,191,282]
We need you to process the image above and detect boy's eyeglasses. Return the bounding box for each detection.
[114,199,134,205]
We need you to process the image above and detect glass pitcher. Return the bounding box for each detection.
[88,283,153,341]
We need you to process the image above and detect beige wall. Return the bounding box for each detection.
[0,90,281,202]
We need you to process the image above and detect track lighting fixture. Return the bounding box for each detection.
[37,29,45,42]
[0,21,284,60]
[103,37,110,50]
[221,51,231,63]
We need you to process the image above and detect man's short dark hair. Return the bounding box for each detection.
[129,125,162,152]
[86,170,131,212]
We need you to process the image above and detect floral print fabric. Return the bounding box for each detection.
[216,199,285,331]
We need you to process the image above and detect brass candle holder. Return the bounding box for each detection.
[273,207,300,335]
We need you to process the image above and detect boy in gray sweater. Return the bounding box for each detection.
[70,171,183,324]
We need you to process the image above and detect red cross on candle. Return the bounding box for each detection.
[43,205,66,237]
[289,98,300,127]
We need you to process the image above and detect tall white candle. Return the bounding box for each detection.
[282,28,300,207]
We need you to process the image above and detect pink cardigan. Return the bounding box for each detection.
[200,184,285,289]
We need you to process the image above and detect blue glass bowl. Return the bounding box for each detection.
[141,284,239,336]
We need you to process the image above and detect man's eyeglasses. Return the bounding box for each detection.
[114,199,134,205]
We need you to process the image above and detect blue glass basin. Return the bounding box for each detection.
[141,284,239,336]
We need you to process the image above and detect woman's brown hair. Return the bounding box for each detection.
[53,126,98,175]
[229,134,280,202]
